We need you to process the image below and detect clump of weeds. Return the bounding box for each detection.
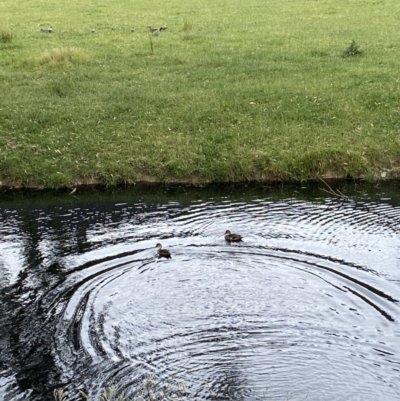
[342,40,363,58]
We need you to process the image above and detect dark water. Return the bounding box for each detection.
[0,183,400,401]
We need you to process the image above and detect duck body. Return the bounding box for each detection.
[156,243,171,259]
[224,230,242,242]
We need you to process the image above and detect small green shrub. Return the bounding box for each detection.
[342,40,363,58]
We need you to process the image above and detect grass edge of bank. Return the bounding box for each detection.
[0,166,398,191]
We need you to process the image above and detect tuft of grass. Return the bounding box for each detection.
[148,34,154,54]
[182,20,194,40]
[38,47,89,66]
[75,374,187,401]
[44,73,76,97]
[310,50,328,57]
[0,29,13,43]
[80,386,127,401]
[342,40,363,58]
[182,20,193,32]
[53,389,68,401]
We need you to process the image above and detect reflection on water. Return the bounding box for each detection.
[0,183,400,401]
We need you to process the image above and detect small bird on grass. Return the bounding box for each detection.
[40,26,53,33]
[224,230,242,242]
[147,25,167,36]
[156,243,171,259]
[91,28,96,33]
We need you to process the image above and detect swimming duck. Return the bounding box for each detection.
[156,243,171,259]
[224,230,242,242]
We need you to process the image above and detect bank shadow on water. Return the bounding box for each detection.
[2,179,400,206]
[0,181,400,401]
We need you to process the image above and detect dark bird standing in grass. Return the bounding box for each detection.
[224,230,242,242]
[156,243,171,259]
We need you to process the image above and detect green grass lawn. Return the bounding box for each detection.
[1,0,400,187]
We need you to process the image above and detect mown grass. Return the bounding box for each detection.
[1,0,400,187]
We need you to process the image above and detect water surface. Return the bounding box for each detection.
[0,183,399,400]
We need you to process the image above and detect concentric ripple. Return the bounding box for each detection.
[1,189,400,401]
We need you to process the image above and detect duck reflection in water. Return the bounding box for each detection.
[224,230,242,242]
[156,243,171,259]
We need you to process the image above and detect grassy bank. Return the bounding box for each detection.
[1,0,400,188]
